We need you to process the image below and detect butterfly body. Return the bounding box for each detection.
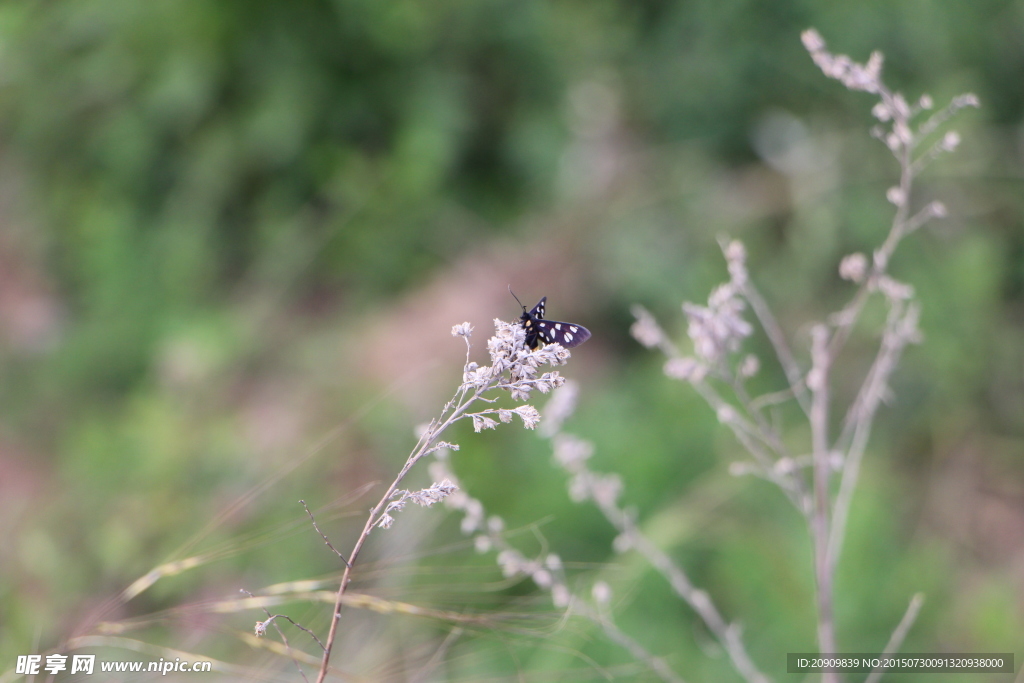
[517,295,591,350]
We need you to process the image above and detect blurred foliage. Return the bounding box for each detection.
[0,0,1022,680]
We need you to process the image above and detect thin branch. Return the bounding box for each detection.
[314,391,479,683]
[808,325,839,683]
[433,447,685,683]
[749,383,806,414]
[242,588,319,683]
[583,604,687,683]
[301,500,351,568]
[639,534,766,682]
[740,281,811,417]
[915,93,979,140]
[586,487,770,683]
[691,380,804,508]
[408,628,464,683]
[732,375,781,450]
[827,85,914,362]
[864,593,925,683]
[828,303,919,568]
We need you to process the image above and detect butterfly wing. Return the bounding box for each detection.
[530,297,546,320]
[534,319,591,348]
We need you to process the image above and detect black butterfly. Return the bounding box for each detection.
[510,289,592,350]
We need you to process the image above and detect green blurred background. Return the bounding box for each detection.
[0,0,1021,680]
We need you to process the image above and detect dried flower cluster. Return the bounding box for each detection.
[464,319,569,398]
[372,318,573,532]
[304,315,580,682]
[553,433,622,508]
[430,434,684,683]
[802,28,884,94]
[446,319,567,435]
[683,281,752,366]
[428,451,573,608]
[376,479,458,529]
[634,238,754,386]
[542,383,769,683]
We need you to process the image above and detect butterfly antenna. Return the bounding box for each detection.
[508,285,527,312]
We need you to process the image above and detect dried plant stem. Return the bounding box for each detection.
[314,392,479,683]
[864,594,924,683]
[808,326,839,683]
[814,76,923,673]
[740,282,811,417]
[691,380,803,508]
[583,604,687,683]
[301,500,351,567]
[437,425,684,682]
[592,491,769,683]
[828,302,918,567]
[408,627,464,683]
[827,109,912,361]
[243,589,318,683]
